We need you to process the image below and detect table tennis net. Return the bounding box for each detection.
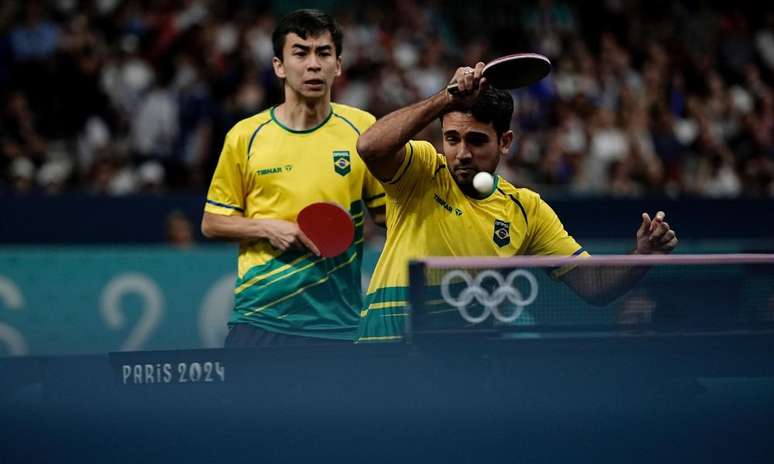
[406,254,774,338]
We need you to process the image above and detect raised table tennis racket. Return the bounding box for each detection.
[297,202,355,258]
[447,53,552,95]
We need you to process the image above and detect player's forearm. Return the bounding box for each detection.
[201,212,268,241]
[357,91,451,162]
[564,260,649,306]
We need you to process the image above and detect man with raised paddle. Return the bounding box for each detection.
[201,10,385,347]
[355,61,678,342]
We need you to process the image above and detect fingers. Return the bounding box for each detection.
[656,230,678,253]
[264,221,320,256]
[636,211,678,254]
[649,214,677,253]
[269,237,290,252]
[450,62,486,94]
[473,61,485,79]
[637,212,651,239]
[460,64,478,92]
[659,229,676,245]
[662,236,679,251]
[296,229,321,257]
[649,220,670,244]
[457,67,474,93]
[649,210,665,233]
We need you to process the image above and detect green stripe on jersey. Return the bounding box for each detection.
[357,286,410,342]
[364,286,409,308]
[231,200,367,339]
[233,244,363,339]
[236,200,365,290]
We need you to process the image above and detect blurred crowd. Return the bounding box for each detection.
[1,0,772,197]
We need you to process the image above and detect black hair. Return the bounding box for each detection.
[441,87,515,137]
[272,9,343,60]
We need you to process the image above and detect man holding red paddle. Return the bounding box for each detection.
[201,10,385,347]
[356,60,678,342]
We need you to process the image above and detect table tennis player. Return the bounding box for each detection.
[201,9,385,347]
[356,62,678,342]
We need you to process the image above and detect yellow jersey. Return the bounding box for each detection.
[357,140,587,342]
[205,103,386,340]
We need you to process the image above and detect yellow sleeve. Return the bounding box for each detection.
[356,112,386,209]
[204,129,246,216]
[362,170,386,208]
[380,140,440,200]
[524,196,588,278]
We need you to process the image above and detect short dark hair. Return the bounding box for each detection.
[272,9,343,60]
[441,88,515,137]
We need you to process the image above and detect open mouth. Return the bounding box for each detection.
[304,79,325,87]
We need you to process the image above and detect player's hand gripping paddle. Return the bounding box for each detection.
[447,53,552,95]
[297,202,355,258]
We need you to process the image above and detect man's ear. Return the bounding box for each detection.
[272,56,285,79]
[499,130,514,155]
[335,55,342,77]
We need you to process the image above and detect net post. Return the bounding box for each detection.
[406,260,427,344]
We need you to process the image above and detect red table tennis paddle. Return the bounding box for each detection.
[297,202,355,258]
[447,53,552,95]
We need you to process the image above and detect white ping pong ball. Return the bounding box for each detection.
[473,171,494,194]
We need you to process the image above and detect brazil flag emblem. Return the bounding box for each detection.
[333,150,351,176]
[493,219,511,247]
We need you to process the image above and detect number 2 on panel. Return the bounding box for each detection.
[99,273,163,351]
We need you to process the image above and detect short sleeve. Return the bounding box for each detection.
[524,196,588,278]
[356,112,386,209]
[380,140,441,200]
[205,129,245,215]
[362,170,387,208]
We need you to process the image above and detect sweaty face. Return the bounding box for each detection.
[273,32,342,99]
[441,112,513,196]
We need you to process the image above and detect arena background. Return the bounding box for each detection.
[1,0,773,356]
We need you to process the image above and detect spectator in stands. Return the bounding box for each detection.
[0,0,771,198]
[165,210,196,249]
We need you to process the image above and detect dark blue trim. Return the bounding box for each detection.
[247,119,273,159]
[333,113,361,135]
[206,199,244,212]
[364,192,386,202]
[545,248,586,276]
[500,189,528,226]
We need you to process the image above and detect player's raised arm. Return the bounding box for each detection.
[356,62,487,180]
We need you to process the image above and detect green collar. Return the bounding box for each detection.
[270,105,334,134]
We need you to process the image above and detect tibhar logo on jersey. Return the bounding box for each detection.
[256,165,293,176]
[333,150,351,176]
[493,219,510,247]
[433,194,463,216]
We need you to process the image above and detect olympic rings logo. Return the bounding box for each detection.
[440,269,539,324]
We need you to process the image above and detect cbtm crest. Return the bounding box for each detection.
[333,150,351,176]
